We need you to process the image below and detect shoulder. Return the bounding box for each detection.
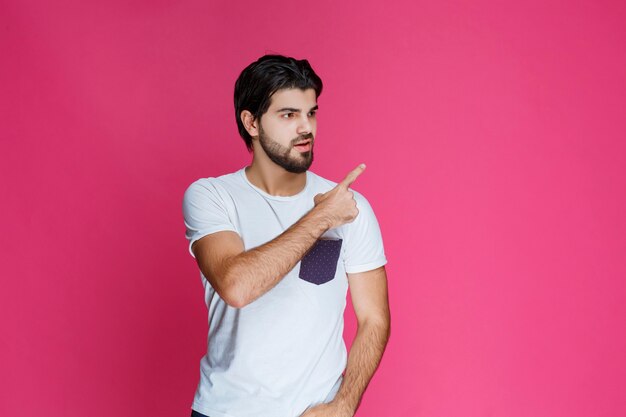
[182,170,249,221]
[184,169,246,198]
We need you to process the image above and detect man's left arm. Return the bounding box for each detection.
[302,266,390,417]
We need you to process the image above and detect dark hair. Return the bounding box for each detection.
[234,55,323,150]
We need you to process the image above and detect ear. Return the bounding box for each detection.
[240,110,259,138]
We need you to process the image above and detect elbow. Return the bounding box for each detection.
[221,291,249,309]
[377,318,391,342]
[197,261,250,308]
[215,269,252,309]
[361,315,391,342]
[222,297,247,309]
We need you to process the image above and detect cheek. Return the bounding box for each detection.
[260,124,282,140]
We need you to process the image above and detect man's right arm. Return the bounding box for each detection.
[192,164,366,308]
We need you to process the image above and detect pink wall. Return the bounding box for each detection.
[2,1,625,416]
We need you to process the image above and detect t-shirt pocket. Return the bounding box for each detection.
[299,238,343,285]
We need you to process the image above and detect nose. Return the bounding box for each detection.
[296,114,312,135]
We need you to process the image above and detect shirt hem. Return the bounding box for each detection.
[345,258,387,274]
[188,226,239,258]
[192,402,239,417]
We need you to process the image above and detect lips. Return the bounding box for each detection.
[293,139,312,152]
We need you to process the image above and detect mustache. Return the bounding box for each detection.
[290,133,314,145]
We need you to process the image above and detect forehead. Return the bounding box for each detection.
[268,88,317,109]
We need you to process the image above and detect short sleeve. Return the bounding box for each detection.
[182,179,238,258]
[342,191,387,274]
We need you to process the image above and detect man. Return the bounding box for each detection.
[182,54,390,417]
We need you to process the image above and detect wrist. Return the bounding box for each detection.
[306,205,333,234]
[329,398,354,417]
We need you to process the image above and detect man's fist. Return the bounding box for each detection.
[313,164,366,230]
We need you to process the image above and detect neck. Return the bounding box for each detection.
[245,152,307,196]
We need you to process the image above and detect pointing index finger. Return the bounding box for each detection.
[339,163,366,189]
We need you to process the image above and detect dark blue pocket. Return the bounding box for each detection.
[299,239,343,285]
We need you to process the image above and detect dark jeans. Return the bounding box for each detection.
[191,411,209,417]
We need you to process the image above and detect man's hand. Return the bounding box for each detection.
[299,401,353,417]
[313,163,366,229]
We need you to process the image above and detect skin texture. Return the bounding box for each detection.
[192,87,391,416]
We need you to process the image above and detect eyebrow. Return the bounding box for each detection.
[275,105,319,113]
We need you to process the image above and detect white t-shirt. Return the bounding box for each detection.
[182,168,387,417]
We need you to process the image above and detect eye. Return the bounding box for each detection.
[307,110,317,117]
[282,112,295,119]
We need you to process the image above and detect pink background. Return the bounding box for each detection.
[2,1,625,416]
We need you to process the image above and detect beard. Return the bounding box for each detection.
[258,126,314,174]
